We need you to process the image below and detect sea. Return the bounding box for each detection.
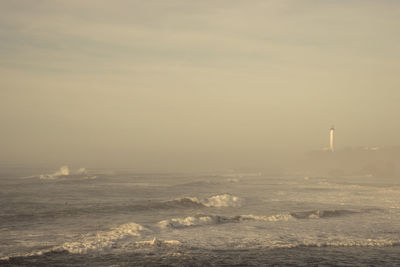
[1,166,400,266]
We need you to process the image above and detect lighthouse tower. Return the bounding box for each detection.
[330,126,335,152]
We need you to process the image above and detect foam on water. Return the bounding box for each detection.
[25,166,98,180]
[158,213,292,229]
[40,166,70,179]
[133,237,182,247]
[171,193,242,208]
[58,222,146,254]
[158,209,365,229]
[159,215,228,229]
[3,171,400,265]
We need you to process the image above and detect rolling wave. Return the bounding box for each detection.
[0,223,180,260]
[59,222,146,254]
[168,193,243,208]
[0,208,381,261]
[158,213,292,229]
[0,194,242,224]
[290,209,359,219]
[158,208,367,229]
[3,237,400,263]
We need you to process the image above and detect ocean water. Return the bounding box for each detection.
[1,167,400,266]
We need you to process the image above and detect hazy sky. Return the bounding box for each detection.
[1,0,399,170]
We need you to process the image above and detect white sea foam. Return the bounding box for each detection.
[159,215,220,229]
[35,166,96,180]
[0,249,54,261]
[1,223,178,259]
[158,213,292,229]
[58,222,146,254]
[2,237,399,262]
[172,194,243,208]
[134,237,181,247]
[39,166,70,179]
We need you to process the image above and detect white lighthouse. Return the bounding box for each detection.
[330,126,335,152]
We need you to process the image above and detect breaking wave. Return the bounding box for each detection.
[111,194,242,212]
[170,194,242,208]
[0,194,243,222]
[58,222,146,254]
[158,209,365,229]
[3,239,400,263]
[158,215,234,229]
[158,213,292,229]
[39,166,70,179]
[0,222,146,260]
[25,166,97,180]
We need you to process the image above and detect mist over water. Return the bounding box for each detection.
[1,1,400,172]
[1,0,400,265]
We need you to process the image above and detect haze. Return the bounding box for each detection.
[1,0,399,171]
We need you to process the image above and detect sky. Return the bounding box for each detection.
[1,0,399,171]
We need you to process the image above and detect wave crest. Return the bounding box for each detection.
[59,222,146,254]
[23,166,97,180]
[158,213,292,229]
[159,215,230,229]
[171,194,242,208]
[39,166,70,179]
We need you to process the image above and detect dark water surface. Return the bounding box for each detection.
[1,168,400,266]
[3,247,400,266]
